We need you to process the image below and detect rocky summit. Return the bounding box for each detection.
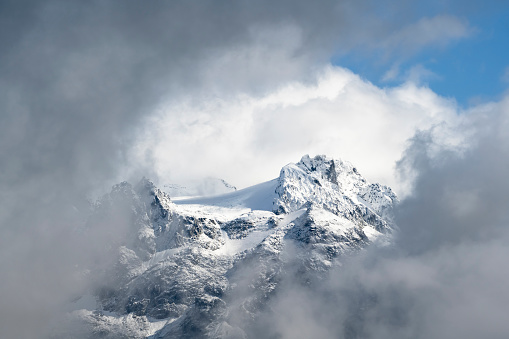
[61,155,397,339]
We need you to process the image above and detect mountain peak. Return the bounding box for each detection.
[66,155,398,338]
[274,155,395,232]
[297,154,339,185]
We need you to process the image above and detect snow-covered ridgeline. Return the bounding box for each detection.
[64,155,397,338]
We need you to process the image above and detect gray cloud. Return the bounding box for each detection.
[0,0,474,201]
[396,99,509,253]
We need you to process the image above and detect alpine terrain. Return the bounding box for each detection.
[60,155,398,338]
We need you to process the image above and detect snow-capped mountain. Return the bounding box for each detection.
[61,155,397,338]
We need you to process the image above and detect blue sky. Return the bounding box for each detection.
[334,4,509,107]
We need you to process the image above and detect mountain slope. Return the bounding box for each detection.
[61,155,397,338]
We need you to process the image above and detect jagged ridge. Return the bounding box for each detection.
[63,155,397,338]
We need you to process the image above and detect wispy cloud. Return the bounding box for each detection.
[501,66,509,83]
[382,63,441,85]
[377,15,474,58]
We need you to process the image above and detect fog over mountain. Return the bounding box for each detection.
[1,1,509,338]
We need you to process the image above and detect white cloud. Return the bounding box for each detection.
[129,65,460,194]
